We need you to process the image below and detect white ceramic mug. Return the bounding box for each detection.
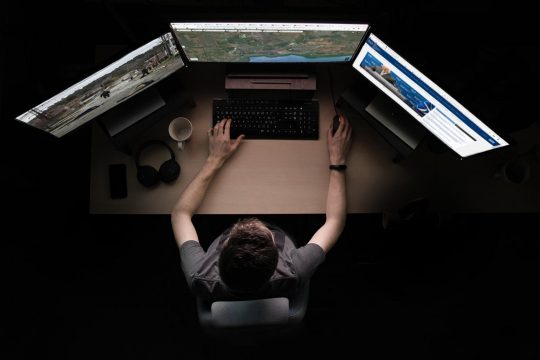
[168,117,193,150]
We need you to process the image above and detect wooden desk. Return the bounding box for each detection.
[90,63,540,214]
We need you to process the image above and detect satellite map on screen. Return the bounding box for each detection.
[174,30,366,62]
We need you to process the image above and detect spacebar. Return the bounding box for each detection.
[277,121,300,129]
[231,130,283,139]
[230,129,259,138]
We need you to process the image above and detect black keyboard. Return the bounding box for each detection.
[212,98,319,140]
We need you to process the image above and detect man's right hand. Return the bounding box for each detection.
[327,114,352,164]
[307,114,352,254]
[208,118,245,166]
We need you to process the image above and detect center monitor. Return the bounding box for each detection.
[170,22,370,63]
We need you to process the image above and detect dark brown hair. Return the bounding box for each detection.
[219,218,278,292]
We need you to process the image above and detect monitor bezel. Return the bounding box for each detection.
[169,21,371,65]
[350,33,511,160]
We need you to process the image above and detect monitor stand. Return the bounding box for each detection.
[338,84,427,162]
[224,64,316,100]
[98,87,166,154]
[99,87,166,137]
[365,94,427,151]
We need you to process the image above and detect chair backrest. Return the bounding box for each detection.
[196,281,310,344]
[210,297,290,327]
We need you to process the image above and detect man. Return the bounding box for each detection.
[171,115,352,300]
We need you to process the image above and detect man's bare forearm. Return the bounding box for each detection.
[171,118,243,248]
[307,169,347,253]
[308,114,351,253]
[172,157,224,217]
[326,170,347,230]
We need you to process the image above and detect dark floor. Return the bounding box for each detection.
[2,1,540,359]
[4,209,540,359]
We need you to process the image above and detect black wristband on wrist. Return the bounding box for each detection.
[329,164,347,171]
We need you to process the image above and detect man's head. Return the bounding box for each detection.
[219,218,278,292]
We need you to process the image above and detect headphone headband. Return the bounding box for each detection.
[134,140,175,167]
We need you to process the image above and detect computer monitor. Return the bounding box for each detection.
[170,22,370,63]
[16,33,184,138]
[352,33,509,158]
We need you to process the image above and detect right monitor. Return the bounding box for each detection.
[352,33,509,158]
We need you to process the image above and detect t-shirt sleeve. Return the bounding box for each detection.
[291,243,326,283]
[179,240,205,288]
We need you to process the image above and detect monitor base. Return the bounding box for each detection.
[98,86,195,155]
[337,82,427,162]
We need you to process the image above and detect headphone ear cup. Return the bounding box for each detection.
[159,159,181,183]
[137,165,160,187]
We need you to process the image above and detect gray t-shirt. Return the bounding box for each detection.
[179,223,325,301]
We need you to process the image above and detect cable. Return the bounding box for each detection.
[327,66,339,117]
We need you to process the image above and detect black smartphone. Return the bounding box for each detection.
[108,163,127,199]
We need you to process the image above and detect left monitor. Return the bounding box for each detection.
[16,33,184,138]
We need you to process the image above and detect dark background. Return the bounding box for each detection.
[1,1,539,359]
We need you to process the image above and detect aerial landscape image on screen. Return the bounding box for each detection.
[174,29,366,62]
[16,33,184,137]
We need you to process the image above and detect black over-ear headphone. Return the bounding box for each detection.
[135,140,181,187]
